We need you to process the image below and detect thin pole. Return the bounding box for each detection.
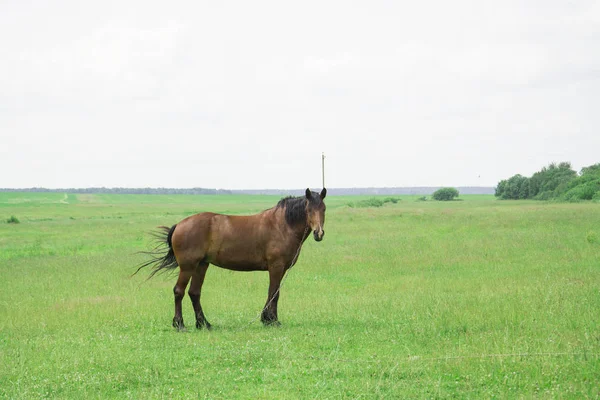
[321,152,325,188]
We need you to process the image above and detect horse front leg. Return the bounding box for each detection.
[261,265,285,326]
[189,263,211,330]
[173,270,192,331]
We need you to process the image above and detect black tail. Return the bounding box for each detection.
[133,224,178,279]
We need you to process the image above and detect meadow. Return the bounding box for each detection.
[0,192,599,398]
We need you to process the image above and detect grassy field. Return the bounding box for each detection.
[0,192,599,398]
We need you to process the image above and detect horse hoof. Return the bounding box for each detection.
[173,324,187,332]
[196,321,212,330]
[173,319,186,331]
[262,320,281,327]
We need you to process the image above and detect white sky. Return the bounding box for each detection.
[1,1,599,190]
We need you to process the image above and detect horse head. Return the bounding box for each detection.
[305,188,327,241]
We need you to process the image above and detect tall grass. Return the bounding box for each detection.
[0,193,598,398]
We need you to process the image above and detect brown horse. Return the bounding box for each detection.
[136,188,327,329]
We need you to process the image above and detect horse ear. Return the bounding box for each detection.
[305,188,311,199]
[320,188,327,200]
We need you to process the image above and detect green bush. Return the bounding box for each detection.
[383,197,400,204]
[562,172,600,201]
[347,199,380,208]
[416,196,428,202]
[562,180,600,201]
[346,198,386,208]
[6,215,20,224]
[356,198,384,208]
[432,187,459,201]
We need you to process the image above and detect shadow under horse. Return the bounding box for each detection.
[136,188,327,329]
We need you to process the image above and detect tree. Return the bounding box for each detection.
[495,179,508,198]
[432,187,459,201]
[561,163,600,201]
[495,161,595,201]
[497,174,530,199]
[580,163,600,176]
[529,162,576,199]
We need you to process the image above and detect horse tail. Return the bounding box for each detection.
[133,224,179,279]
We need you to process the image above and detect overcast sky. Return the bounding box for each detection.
[1,1,599,190]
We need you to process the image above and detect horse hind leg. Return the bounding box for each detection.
[173,269,192,331]
[188,263,211,330]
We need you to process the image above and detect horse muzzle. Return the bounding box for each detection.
[313,229,325,242]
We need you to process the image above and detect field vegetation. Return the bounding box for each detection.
[432,187,460,201]
[1,192,599,398]
[496,162,600,201]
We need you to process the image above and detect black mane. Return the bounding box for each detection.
[276,192,321,225]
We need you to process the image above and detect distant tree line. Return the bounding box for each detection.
[0,187,495,196]
[0,187,233,195]
[495,162,600,201]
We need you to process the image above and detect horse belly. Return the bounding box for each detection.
[211,259,267,272]
[207,240,267,271]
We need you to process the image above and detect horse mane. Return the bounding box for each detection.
[276,192,321,226]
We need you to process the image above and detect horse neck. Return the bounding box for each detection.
[275,205,309,242]
[286,214,309,242]
[295,219,311,243]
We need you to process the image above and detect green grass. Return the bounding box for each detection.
[1,193,599,398]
